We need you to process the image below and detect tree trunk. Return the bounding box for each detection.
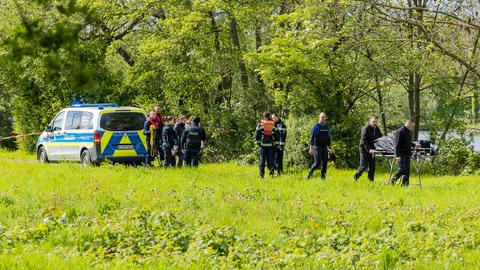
[408,71,415,120]
[364,46,388,135]
[229,16,249,93]
[413,73,421,140]
[375,76,388,135]
[406,0,423,140]
[209,12,232,109]
[255,21,264,88]
[473,93,477,126]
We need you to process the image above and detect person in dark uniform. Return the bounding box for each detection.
[272,114,287,175]
[256,112,279,178]
[181,116,206,167]
[306,112,331,180]
[154,105,165,162]
[353,116,383,181]
[174,116,187,168]
[162,116,176,167]
[389,120,419,186]
[143,111,160,167]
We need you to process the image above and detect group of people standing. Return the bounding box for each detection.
[143,105,206,167]
[256,111,419,186]
[255,112,287,178]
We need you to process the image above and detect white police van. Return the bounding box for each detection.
[36,103,148,165]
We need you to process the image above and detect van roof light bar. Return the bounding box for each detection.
[71,103,119,109]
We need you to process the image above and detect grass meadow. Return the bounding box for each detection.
[0,151,479,269]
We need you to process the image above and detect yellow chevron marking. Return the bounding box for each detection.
[119,132,132,145]
[112,149,138,157]
[101,131,113,153]
[137,130,147,150]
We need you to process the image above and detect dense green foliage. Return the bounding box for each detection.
[1,0,480,169]
[1,151,480,269]
[429,138,480,176]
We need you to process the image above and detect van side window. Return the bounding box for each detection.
[52,112,65,131]
[65,111,82,130]
[80,112,94,130]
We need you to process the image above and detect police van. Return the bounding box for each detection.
[36,103,148,165]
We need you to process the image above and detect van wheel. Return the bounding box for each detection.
[37,146,49,163]
[81,150,92,166]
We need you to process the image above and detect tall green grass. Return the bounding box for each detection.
[0,151,479,269]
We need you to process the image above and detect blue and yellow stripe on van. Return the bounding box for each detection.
[37,133,95,148]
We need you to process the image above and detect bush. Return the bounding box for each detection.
[429,138,480,175]
[283,115,317,172]
[202,108,256,163]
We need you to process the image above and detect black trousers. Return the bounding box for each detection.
[392,154,411,186]
[184,148,201,167]
[275,147,284,174]
[157,140,164,161]
[259,147,275,177]
[308,147,328,178]
[354,147,375,181]
[163,146,175,167]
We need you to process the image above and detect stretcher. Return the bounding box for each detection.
[373,147,434,188]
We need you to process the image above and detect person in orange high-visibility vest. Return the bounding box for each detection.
[255,112,280,178]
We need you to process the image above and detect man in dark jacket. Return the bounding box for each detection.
[256,112,280,178]
[143,111,160,167]
[306,112,331,180]
[353,116,383,181]
[162,116,176,167]
[389,120,418,186]
[272,114,287,175]
[181,116,206,167]
[174,116,187,168]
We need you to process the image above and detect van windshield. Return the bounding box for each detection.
[100,112,146,131]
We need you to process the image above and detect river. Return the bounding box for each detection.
[418,131,480,151]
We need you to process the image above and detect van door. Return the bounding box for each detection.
[48,111,66,161]
[63,111,95,160]
[63,111,82,160]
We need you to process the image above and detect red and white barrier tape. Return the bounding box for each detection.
[0,132,41,141]
[0,127,251,142]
